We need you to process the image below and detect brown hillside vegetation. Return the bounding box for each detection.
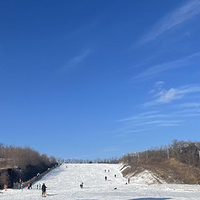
[122,157,200,184]
[0,143,57,189]
[121,140,200,184]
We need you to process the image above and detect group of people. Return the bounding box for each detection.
[36,183,41,190]
[104,168,130,185]
[16,180,47,196]
[37,183,47,196]
[31,183,47,197]
[104,169,117,181]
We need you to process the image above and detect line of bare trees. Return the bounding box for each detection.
[0,143,57,170]
[121,140,200,168]
[0,143,58,188]
[65,157,119,164]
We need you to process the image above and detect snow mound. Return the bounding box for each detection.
[130,170,166,184]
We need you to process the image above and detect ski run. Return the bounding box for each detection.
[1,163,200,200]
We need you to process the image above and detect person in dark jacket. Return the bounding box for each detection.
[42,183,47,197]
[80,182,83,188]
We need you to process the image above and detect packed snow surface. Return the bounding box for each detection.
[1,163,200,199]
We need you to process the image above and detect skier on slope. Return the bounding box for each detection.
[80,182,83,188]
[41,183,47,197]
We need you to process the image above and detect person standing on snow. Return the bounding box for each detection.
[80,182,83,188]
[41,183,47,197]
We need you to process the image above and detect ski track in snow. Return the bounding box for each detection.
[1,164,200,200]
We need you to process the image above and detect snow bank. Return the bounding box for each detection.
[130,169,166,184]
[120,164,166,184]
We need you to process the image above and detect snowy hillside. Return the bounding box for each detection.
[1,163,200,200]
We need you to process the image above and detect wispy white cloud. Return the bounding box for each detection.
[117,83,200,135]
[145,84,200,106]
[124,119,182,127]
[118,110,181,130]
[155,81,165,88]
[103,146,119,152]
[142,120,182,126]
[133,52,200,80]
[118,111,160,122]
[116,128,151,137]
[139,0,200,45]
[156,88,182,103]
[178,102,200,108]
[176,108,200,113]
[125,128,150,134]
[68,49,91,68]
[157,85,200,103]
[118,113,182,130]
[166,107,200,118]
[149,81,166,95]
[61,49,91,72]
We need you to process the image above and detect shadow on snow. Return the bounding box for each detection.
[75,198,171,200]
[47,193,58,196]
[75,199,171,200]
[129,198,171,200]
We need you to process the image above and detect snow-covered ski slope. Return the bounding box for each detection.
[1,163,200,200]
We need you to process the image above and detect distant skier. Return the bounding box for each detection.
[80,182,83,188]
[105,176,107,181]
[4,185,8,190]
[41,183,47,197]
[114,174,117,178]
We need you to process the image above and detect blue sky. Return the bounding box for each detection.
[0,0,200,160]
